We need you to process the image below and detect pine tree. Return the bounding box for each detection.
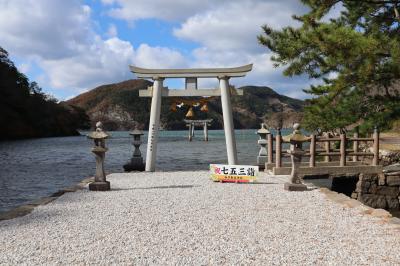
[258,0,400,133]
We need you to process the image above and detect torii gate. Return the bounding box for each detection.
[130,64,253,172]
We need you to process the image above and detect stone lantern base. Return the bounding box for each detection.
[284,182,307,191]
[123,163,145,172]
[89,181,110,191]
[123,158,145,172]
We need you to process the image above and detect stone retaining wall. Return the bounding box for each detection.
[351,173,400,210]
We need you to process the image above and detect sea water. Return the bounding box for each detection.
[0,129,291,212]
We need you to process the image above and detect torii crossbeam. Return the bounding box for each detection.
[130,64,253,171]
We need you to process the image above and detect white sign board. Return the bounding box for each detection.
[210,164,259,183]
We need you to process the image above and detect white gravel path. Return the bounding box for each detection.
[1,171,399,265]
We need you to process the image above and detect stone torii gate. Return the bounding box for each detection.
[130,64,253,172]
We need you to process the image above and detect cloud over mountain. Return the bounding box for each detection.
[0,0,315,99]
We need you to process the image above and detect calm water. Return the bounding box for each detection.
[0,129,291,213]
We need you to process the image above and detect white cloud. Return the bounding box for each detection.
[0,0,316,99]
[0,0,93,59]
[133,44,187,69]
[0,0,189,96]
[39,37,135,90]
[171,0,310,96]
[40,40,187,90]
[102,0,230,21]
[107,24,118,37]
[174,1,305,53]
[0,0,134,93]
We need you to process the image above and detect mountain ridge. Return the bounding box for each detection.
[67,79,304,130]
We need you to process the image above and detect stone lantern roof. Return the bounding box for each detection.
[257,123,270,135]
[87,121,109,140]
[129,129,144,136]
[282,123,310,142]
[87,131,109,139]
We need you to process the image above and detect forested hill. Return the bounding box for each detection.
[0,47,90,140]
[67,79,304,130]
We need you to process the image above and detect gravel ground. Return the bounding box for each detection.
[0,171,399,265]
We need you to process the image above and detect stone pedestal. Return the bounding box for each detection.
[89,181,110,191]
[257,139,268,168]
[282,123,310,192]
[124,158,145,172]
[288,148,305,184]
[123,129,145,172]
[284,149,308,191]
[256,123,270,170]
[284,182,307,191]
[87,122,110,191]
[90,146,109,191]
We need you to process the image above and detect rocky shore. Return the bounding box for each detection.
[352,172,400,210]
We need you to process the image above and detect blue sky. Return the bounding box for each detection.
[0,0,339,100]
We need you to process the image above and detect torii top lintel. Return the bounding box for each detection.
[130,64,253,79]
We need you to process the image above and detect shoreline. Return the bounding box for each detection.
[0,176,93,221]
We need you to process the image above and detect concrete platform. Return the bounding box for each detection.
[0,171,399,264]
[272,165,383,175]
[265,161,363,171]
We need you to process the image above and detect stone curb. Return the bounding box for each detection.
[0,177,94,222]
[319,187,400,228]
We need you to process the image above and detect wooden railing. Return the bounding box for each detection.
[268,128,380,169]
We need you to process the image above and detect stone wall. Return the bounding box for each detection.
[351,173,400,210]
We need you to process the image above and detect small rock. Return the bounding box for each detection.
[375,186,399,197]
[370,208,392,219]
[355,181,370,193]
[359,173,378,182]
[378,173,386,186]
[368,183,378,194]
[386,196,400,210]
[358,194,387,209]
[344,199,362,208]
[386,175,400,186]
[360,208,373,215]
[388,217,400,225]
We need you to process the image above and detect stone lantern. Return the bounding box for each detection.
[87,121,110,191]
[256,123,270,170]
[282,123,310,191]
[123,129,145,172]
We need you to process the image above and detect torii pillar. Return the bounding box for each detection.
[130,64,253,171]
[219,76,238,164]
[145,77,163,171]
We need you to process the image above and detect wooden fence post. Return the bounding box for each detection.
[324,135,330,162]
[275,129,282,168]
[353,127,359,162]
[267,133,273,164]
[373,126,379,166]
[310,134,316,167]
[340,133,346,166]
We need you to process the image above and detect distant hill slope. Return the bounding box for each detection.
[67,79,304,130]
[0,47,89,140]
